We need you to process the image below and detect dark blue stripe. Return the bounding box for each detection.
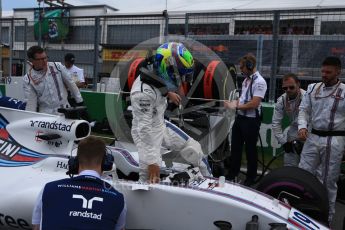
[114,147,139,167]
[202,157,212,174]
[0,118,8,128]
[324,88,343,183]
[165,121,189,141]
[0,159,33,166]
[49,65,62,101]
[0,114,9,125]
[19,149,46,158]
[156,181,288,223]
[17,151,44,158]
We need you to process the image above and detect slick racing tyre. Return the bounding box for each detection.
[257,166,329,225]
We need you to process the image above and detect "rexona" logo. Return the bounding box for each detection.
[30,120,72,132]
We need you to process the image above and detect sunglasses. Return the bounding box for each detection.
[282,85,295,91]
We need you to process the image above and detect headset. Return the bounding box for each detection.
[244,57,254,72]
[67,148,114,175]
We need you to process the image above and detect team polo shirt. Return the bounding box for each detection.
[237,71,267,118]
[32,170,126,230]
[66,65,85,83]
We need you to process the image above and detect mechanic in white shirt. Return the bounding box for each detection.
[224,54,267,187]
[272,73,306,166]
[298,56,345,223]
[64,53,86,88]
[23,46,83,115]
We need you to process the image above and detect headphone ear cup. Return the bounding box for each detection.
[102,153,114,171]
[67,156,79,175]
[246,60,254,71]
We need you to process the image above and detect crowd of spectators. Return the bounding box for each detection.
[168,24,314,35]
[235,25,314,35]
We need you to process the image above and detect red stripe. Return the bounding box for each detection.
[128,58,144,91]
[181,82,189,95]
[288,218,306,230]
[12,154,41,162]
[203,60,219,99]
[0,129,9,139]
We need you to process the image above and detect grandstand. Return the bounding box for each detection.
[2,1,345,100]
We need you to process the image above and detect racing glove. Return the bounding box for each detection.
[292,140,304,155]
[282,141,293,153]
[76,101,84,107]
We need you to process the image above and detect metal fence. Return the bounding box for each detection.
[3,8,345,100]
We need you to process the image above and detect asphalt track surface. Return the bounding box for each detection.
[333,202,345,230]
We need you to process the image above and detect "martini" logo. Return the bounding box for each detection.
[0,139,20,158]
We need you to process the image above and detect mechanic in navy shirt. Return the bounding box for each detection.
[0,90,27,110]
[32,136,126,230]
[0,96,26,110]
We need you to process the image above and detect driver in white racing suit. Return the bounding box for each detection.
[23,46,83,115]
[131,42,211,183]
[272,73,305,166]
[298,56,345,223]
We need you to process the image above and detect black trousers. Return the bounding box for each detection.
[228,114,261,181]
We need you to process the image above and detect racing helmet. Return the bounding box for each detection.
[154,42,194,91]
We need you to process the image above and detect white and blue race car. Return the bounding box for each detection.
[0,107,330,230]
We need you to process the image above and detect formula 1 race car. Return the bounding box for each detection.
[0,107,330,230]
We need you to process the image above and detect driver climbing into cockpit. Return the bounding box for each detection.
[130,42,212,183]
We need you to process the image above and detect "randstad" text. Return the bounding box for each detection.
[30,120,72,132]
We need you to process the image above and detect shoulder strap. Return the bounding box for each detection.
[23,74,31,85]
[53,62,62,73]
[281,94,285,109]
[249,77,254,99]
[24,74,41,98]
[308,83,320,95]
[307,83,320,109]
[297,90,303,106]
[140,67,168,96]
[140,82,157,99]
[48,65,63,101]
[248,75,262,119]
